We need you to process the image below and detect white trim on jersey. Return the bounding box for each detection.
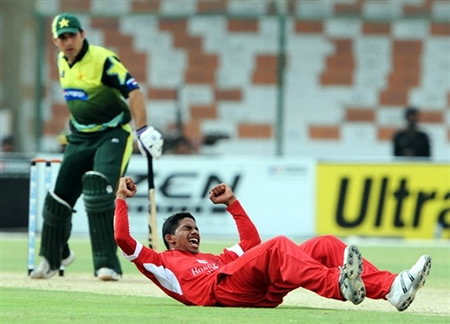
[121,240,183,295]
[143,263,183,295]
[121,239,143,261]
[226,243,244,257]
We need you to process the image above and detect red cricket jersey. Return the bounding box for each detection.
[114,199,261,306]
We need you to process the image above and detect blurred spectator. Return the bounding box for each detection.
[392,107,431,158]
[203,133,229,146]
[172,136,195,154]
[164,135,195,155]
[1,136,14,152]
[164,132,230,155]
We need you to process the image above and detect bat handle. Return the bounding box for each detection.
[147,155,154,190]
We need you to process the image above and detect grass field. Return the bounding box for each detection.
[1,233,449,323]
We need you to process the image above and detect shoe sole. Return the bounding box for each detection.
[342,245,366,305]
[31,252,75,279]
[97,267,120,281]
[30,269,58,279]
[98,275,119,281]
[397,255,432,312]
[416,255,432,289]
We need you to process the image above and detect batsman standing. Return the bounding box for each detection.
[30,13,163,280]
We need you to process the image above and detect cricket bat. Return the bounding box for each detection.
[147,156,160,250]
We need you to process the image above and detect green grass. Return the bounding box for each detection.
[1,234,449,323]
[0,235,238,274]
[2,287,449,324]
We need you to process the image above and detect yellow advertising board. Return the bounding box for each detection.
[317,163,450,239]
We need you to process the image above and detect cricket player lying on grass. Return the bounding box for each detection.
[114,177,431,311]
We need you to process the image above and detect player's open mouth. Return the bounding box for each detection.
[189,238,199,248]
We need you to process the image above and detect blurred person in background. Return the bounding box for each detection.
[30,13,163,281]
[1,136,14,153]
[392,106,431,158]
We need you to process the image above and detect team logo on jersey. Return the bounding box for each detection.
[61,71,65,78]
[196,259,208,264]
[126,77,139,90]
[63,89,88,101]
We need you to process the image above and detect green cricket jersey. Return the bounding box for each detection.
[57,40,139,133]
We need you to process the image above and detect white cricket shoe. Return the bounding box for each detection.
[386,255,431,311]
[30,258,57,279]
[339,244,366,305]
[30,250,75,279]
[61,250,76,267]
[96,267,120,281]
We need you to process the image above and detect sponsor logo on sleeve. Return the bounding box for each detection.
[126,77,139,90]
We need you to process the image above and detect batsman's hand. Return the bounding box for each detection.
[116,177,137,199]
[209,183,237,206]
[136,125,163,159]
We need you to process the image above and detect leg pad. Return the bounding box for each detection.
[82,171,122,275]
[40,192,72,269]
[82,171,115,214]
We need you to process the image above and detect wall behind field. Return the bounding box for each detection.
[2,0,450,160]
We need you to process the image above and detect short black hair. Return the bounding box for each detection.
[1,136,13,145]
[404,106,418,119]
[162,212,196,250]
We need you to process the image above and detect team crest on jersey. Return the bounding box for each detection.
[63,89,88,101]
[61,70,65,78]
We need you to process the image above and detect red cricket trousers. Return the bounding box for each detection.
[214,235,396,307]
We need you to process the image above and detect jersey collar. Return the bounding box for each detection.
[64,39,89,67]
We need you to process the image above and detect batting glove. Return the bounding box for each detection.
[136,126,163,159]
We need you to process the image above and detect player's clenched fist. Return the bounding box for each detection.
[125,178,137,194]
[209,183,237,206]
[116,177,137,200]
